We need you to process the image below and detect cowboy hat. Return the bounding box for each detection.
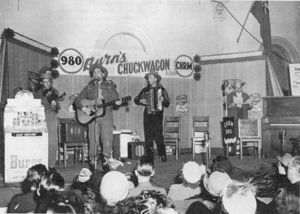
[39,72,52,80]
[144,71,162,82]
[233,79,246,88]
[39,66,52,75]
[89,64,108,79]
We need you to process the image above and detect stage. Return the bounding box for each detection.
[0,152,278,211]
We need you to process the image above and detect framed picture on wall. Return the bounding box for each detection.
[289,64,300,96]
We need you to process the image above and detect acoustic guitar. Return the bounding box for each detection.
[76,96,131,124]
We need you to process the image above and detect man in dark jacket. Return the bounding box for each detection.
[134,71,170,162]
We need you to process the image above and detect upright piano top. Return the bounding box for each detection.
[263,96,300,117]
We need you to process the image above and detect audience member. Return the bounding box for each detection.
[92,171,130,213]
[34,171,84,213]
[287,156,300,185]
[127,157,166,198]
[7,164,48,213]
[128,190,174,214]
[46,203,76,214]
[168,161,206,201]
[221,179,257,214]
[275,183,300,214]
[185,201,213,214]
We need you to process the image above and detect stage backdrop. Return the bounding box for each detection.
[53,48,266,150]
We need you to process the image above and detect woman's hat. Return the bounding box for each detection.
[144,71,162,82]
[203,171,231,196]
[89,64,108,79]
[182,161,206,184]
[78,168,92,183]
[221,180,257,214]
[100,171,129,206]
[277,153,293,167]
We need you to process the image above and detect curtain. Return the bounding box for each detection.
[265,57,283,96]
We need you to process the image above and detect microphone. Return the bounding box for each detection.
[90,78,100,83]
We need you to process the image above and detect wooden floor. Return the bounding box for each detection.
[0,152,278,209]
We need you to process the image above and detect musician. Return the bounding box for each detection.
[134,71,170,162]
[227,80,252,156]
[74,64,121,172]
[34,71,59,168]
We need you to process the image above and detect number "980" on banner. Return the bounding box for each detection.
[59,48,84,74]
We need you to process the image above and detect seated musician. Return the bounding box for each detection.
[34,69,60,168]
[134,70,170,162]
[74,64,121,172]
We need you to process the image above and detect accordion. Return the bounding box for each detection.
[145,87,163,113]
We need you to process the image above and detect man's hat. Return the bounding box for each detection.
[144,71,162,82]
[89,64,108,79]
[39,72,53,80]
[39,66,52,75]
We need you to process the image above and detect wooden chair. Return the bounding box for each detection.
[191,116,211,164]
[238,119,261,160]
[163,116,181,160]
[58,118,86,167]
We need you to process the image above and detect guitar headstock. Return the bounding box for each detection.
[121,96,132,102]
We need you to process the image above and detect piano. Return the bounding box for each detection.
[262,96,300,157]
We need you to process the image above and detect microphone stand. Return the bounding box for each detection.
[93,79,99,171]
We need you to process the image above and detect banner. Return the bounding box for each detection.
[223,117,236,144]
[289,64,300,96]
[56,48,196,79]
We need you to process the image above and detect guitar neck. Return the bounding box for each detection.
[95,99,116,109]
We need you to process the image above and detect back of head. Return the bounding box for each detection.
[38,172,65,196]
[221,180,257,214]
[186,201,212,214]
[22,164,48,193]
[275,183,300,214]
[136,156,155,177]
[46,203,76,214]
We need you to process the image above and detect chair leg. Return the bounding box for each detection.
[240,140,243,160]
[192,141,195,159]
[226,144,229,158]
[176,143,178,160]
[178,141,181,159]
[64,144,67,167]
[82,144,85,165]
[208,141,211,158]
[206,146,209,166]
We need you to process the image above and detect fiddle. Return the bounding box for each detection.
[42,88,66,110]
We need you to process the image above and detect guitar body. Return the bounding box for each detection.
[76,96,131,125]
[76,98,106,124]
